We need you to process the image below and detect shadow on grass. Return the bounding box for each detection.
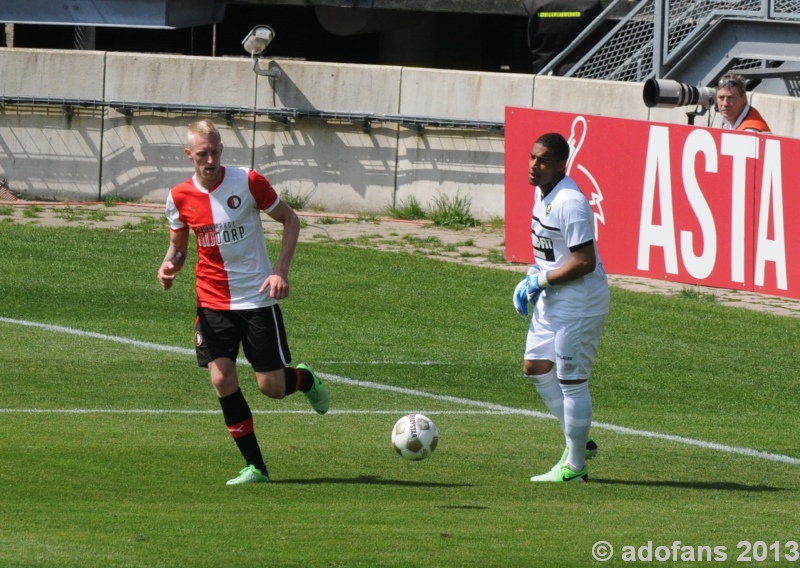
[591,479,786,492]
[272,475,473,488]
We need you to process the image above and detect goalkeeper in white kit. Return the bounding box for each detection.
[513,132,610,482]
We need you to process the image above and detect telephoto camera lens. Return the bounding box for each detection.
[643,79,716,109]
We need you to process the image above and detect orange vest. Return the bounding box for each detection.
[738,107,770,133]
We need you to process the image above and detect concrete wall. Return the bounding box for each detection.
[1,47,798,218]
[0,49,105,200]
[394,68,532,219]
[254,61,403,213]
[101,53,257,202]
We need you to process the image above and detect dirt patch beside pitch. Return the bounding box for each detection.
[5,201,800,318]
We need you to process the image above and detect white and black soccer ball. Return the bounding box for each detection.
[391,413,439,461]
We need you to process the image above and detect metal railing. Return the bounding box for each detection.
[0,96,504,135]
[549,0,800,84]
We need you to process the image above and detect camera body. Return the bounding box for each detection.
[642,79,716,109]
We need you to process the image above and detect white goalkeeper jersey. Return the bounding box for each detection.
[532,175,609,318]
[165,166,280,310]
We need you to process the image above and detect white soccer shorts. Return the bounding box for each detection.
[524,310,608,381]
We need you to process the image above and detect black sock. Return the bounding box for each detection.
[284,366,314,394]
[218,388,268,475]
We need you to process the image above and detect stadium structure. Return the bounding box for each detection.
[2,0,800,95]
[2,0,800,215]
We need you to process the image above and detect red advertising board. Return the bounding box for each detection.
[505,108,797,299]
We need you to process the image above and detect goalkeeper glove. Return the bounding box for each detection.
[512,266,551,317]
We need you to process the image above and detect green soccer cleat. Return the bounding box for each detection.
[532,440,597,481]
[530,463,589,483]
[226,464,269,486]
[297,363,330,415]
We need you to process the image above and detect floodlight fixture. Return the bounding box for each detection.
[242,25,274,56]
[242,25,281,79]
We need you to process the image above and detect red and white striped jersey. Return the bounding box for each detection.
[165,166,280,310]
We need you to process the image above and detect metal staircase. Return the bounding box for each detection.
[546,0,800,95]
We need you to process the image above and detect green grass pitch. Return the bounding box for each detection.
[0,223,798,567]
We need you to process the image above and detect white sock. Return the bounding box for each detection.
[526,368,565,440]
[562,381,592,471]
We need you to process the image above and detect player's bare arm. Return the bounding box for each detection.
[157,229,189,290]
[259,201,301,298]
[547,241,597,285]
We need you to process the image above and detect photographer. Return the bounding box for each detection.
[716,73,771,133]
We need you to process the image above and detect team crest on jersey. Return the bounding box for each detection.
[227,195,242,209]
[545,203,552,215]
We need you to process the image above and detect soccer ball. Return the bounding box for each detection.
[391,413,439,461]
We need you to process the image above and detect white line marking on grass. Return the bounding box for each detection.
[2,316,799,466]
[320,373,551,418]
[0,317,195,356]
[319,374,800,465]
[317,360,449,366]
[0,408,520,416]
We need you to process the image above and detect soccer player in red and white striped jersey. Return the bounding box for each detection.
[157,119,330,485]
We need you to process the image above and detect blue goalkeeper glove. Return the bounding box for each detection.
[512,266,551,317]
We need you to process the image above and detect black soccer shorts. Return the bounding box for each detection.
[194,305,292,372]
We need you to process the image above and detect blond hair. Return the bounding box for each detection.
[187,119,221,147]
